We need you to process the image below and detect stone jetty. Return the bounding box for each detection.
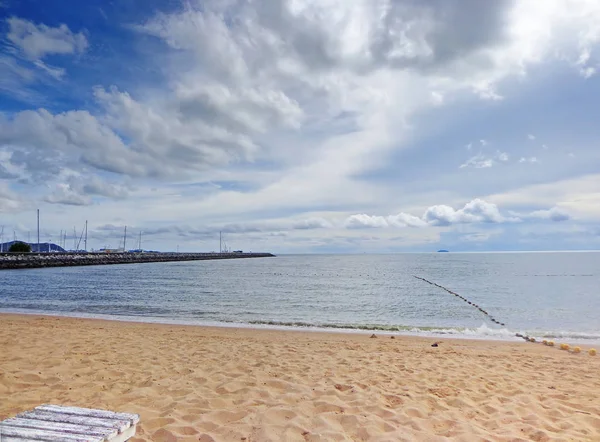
[0,252,275,270]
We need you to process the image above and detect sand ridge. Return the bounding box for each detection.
[0,314,599,441]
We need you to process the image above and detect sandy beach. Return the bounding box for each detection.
[0,314,598,441]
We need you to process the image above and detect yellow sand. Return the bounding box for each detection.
[1,314,599,441]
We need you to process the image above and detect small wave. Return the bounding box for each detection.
[246,320,600,342]
[2,308,599,344]
[247,320,515,338]
[530,330,600,341]
[247,320,458,332]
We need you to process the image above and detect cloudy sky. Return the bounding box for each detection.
[1,0,599,253]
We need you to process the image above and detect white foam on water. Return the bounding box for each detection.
[3,308,600,344]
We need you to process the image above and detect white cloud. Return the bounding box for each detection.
[496,151,509,162]
[3,0,599,188]
[33,59,65,79]
[78,176,130,200]
[528,134,536,140]
[42,174,131,205]
[2,1,600,251]
[525,207,571,222]
[43,183,92,206]
[430,91,444,106]
[1,17,87,87]
[460,153,493,169]
[459,150,509,169]
[519,156,539,163]
[97,216,334,239]
[487,174,600,221]
[0,182,23,212]
[473,84,503,101]
[580,66,596,78]
[6,17,88,60]
[345,214,389,229]
[0,109,159,178]
[423,199,512,226]
[0,53,53,104]
[345,211,427,229]
[460,150,507,169]
[343,199,572,232]
[345,199,522,229]
[292,217,333,230]
[387,213,428,228]
[94,86,267,174]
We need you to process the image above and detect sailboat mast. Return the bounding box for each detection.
[123,226,127,252]
[84,220,88,251]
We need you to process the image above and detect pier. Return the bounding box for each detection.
[0,252,275,270]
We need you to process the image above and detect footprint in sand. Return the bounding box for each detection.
[151,428,178,442]
[205,409,248,425]
[405,407,426,418]
[334,383,353,392]
[146,417,176,430]
[263,407,298,423]
[21,374,42,382]
[314,401,345,414]
[172,425,199,436]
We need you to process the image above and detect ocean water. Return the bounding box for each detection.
[1,253,599,343]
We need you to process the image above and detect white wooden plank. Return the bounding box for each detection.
[17,411,130,433]
[106,425,136,442]
[0,437,45,442]
[2,417,117,439]
[0,425,103,442]
[35,405,140,425]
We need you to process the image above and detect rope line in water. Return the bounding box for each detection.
[413,276,597,356]
[413,276,506,326]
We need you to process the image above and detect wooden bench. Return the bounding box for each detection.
[0,404,140,442]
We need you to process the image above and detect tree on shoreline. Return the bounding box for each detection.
[9,241,32,253]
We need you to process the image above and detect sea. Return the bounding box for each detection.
[1,252,599,343]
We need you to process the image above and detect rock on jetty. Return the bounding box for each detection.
[0,252,275,270]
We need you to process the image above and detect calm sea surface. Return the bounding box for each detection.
[1,253,599,342]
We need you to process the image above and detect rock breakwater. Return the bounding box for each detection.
[0,252,275,270]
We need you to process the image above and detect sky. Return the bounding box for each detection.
[1,0,600,253]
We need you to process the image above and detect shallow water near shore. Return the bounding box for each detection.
[1,252,599,343]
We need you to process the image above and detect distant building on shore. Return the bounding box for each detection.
[98,248,125,253]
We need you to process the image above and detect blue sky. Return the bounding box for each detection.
[1,0,600,253]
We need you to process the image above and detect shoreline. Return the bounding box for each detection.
[1,314,599,441]
[2,310,599,345]
[1,311,510,343]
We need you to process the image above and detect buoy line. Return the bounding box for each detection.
[413,276,597,356]
[413,276,505,326]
